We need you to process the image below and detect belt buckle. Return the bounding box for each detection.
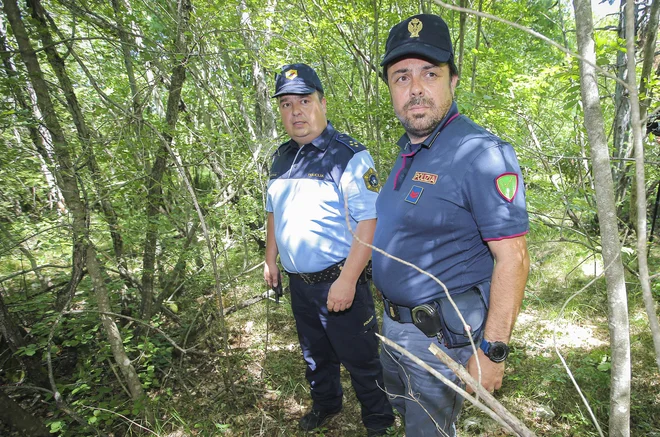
[300,273,313,285]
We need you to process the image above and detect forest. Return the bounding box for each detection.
[0,0,659,435]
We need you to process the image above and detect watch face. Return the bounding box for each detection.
[489,342,509,363]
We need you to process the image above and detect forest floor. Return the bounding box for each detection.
[150,243,660,437]
[2,241,659,437]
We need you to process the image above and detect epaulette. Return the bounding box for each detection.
[335,133,367,153]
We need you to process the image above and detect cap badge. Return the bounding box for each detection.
[285,69,298,80]
[495,173,519,202]
[408,18,423,38]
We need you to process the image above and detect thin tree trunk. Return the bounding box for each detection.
[625,0,660,371]
[572,1,631,435]
[3,0,145,405]
[613,2,632,209]
[85,246,144,400]
[110,0,142,125]
[3,0,86,312]
[470,0,484,93]
[141,0,191,321]
[457,0,467,78]
[26,0,131,286]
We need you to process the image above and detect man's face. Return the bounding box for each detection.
[387,57,458,143]
[278,92,327,145]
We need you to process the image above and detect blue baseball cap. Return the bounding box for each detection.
[272,63,324,98]
[381,14,454,71]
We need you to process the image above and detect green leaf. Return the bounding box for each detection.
[49,421,64,432]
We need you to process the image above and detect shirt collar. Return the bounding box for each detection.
[309,121,335,150]
[286,121,335,151]
[396,101,459,151]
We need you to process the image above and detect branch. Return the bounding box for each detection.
[379,334,533,436]
[433,0,631,91]
[551,257,621,437]
[0,264,70,284]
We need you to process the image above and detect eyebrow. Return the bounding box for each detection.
[391,63,442,76]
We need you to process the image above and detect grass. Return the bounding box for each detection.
[148,236,659,437]
[2,232,659,436]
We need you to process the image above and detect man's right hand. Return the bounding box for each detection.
[264,261,279,288]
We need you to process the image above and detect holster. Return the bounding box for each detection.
[434,282,490,348]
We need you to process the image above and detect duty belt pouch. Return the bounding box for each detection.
[436,282,490,348]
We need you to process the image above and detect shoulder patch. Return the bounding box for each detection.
[495,173,518,202]
[335,133,366,153]
[362,168,381,193]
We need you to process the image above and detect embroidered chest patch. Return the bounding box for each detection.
[495,173,518,202]
[411,172,438,185]
[405,185,424,204]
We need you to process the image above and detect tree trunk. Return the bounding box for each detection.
[625,0,660,371]
[2,0,86,313]
[141,0,191,321]
[612,2,632,211]
[572,1,631,435]
[26,0,131,288]
[86,246,144,400]
[0,390,50,437]
[3,0,145,405]
[457,0,467,78]
[470,0,484,93]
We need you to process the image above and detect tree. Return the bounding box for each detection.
[572,0,631,434]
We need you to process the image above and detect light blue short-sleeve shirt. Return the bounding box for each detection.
[267,123,380,273]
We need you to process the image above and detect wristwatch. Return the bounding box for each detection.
[480,339,510,363]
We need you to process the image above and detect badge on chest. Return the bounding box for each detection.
[405,185,424,204]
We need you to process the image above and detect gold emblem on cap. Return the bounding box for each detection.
[285,69,298,80]
[408,18,423,38]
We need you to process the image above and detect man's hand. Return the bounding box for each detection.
[466,349,505,393]
[327,277,356,312]
[264,261,279,288]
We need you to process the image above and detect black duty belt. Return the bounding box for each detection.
[290,259,370,285]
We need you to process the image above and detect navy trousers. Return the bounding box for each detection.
[289,274,394,430]
[380,313,475,436]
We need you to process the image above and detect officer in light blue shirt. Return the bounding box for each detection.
[263,63,394,436]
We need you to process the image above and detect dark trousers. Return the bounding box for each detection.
[380,313,474,436]
[289,274,394,430]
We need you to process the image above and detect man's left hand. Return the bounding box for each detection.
[327,277,356,312]
[466,349,505,393]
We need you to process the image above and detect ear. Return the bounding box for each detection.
[450,75,459,97]
[321,97,327,114]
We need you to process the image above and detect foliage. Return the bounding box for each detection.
[1,0,659,436]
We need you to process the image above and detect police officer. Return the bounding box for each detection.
[372,15,530,436]
[264,63,394,436]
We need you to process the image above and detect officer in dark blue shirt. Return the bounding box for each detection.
[264,63,394,436]
[373,15,530,436]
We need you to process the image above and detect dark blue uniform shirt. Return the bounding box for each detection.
[372,102,529,307]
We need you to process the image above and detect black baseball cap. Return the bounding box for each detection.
[272,63,324,98]
[381,14,454,71]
